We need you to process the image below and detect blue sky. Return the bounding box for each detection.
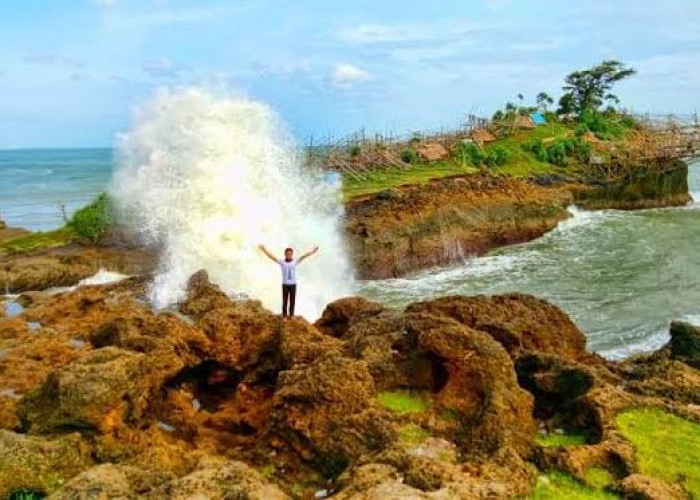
[0,0,699,149]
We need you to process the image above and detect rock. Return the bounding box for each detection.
[516,353,595,419]
[0,430,93,497]
[343,311,410,389]
[195,301,280,378]
[20,345,187,434]
[407,314,536,457]
[669,321,700,369]
[280,317,344,369]
[178,270,236,318]
[416,143,448,162]
[616,473,690,500]
[48,464,144,500]
[0,246,156,294]
[271,355,394,476]
[406,294,588,361]
[158,458,289,499]
[314,297,385,338]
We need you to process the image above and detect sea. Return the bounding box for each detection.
[0,148,698,359]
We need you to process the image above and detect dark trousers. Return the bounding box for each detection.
[282,284,297,317]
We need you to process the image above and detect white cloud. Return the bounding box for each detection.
[332,64,372,89]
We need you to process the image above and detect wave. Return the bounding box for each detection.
[110,88,354,318]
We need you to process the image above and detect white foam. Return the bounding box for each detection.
[598,329,670,361]
[77,270,130,287]
[111,89,354,318]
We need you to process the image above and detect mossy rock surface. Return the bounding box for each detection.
[616,407,700,497]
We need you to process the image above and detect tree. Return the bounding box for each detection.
[557,60,636,115]
[536,92,554,112]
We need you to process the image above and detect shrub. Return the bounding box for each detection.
[485,145,510,167]
[69,193,113,243]
[400,149,417,164]
[349,145,361,157]
[455,143,486,167]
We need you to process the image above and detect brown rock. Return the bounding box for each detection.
[617,473,690,500]
[20,345,188,434]
[0,430,93,497]
[408,313,536,456]
[272,355,394,476]
[48,464,143,500]
[158,458,289,499]
[407,294,588,361]
[314,297,385,338]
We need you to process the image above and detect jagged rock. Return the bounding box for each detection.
[0,246,156,294]
[178,270,237,318]
[157,458,289,499]
[271,355,394,476]
[516,352,595,419]
[48,464,145,500]
[314,297,385,338]
[0,430,93,497]
[669,321,700,369]
[407,313,536,457]
[616,473,690,500]
[280,317,344,368]
[343,311,410,389]
[20,345,188,434]
[406,294,588,361]
[195,301,280,378]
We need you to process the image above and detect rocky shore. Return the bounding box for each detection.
[345,164,691,279]
[2,270,700,498]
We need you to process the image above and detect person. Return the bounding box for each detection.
[258,244,319,319]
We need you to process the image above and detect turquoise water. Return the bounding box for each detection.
[0,148,112,231]
[359,161,700,359]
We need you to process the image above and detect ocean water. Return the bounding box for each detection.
[360,160,700,359]
[0,148,112,231]
[1,144,699,359]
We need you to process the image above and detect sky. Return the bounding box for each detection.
[0,0,699,149]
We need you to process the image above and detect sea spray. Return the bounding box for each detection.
[111,89,354,318]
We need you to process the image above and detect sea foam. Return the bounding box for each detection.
[110,89,354,318]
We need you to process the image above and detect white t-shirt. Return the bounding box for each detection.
[278,259,298,285]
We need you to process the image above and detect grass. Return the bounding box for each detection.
[377,390,430,413]
[531,472,619,500]
[536,431,588,448]
[397,424,431,446]
[616,407,700,496]
[485,122,570,177]
[0,226,77,253]
[342,160,476,200]
[584,468,615,489]
[341,122,573,200]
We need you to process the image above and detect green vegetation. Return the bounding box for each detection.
[584,468,615,489]
[616,407,700,496]
[336,60,641,199]
[8,491,46,500]
[342,161,476,200]
[377,390,430,413]
[69,193,112,243]
[0,226,77,253]
[536,430,588,448]
[397,424,431,446]
[532,472,618,500]
[558,60,636,115]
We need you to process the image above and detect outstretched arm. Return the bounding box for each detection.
[258,244,279,263]
[297,245,319,264]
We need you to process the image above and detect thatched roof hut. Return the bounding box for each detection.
[470,129,497,145]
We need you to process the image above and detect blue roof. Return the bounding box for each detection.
[530,112,547,125]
